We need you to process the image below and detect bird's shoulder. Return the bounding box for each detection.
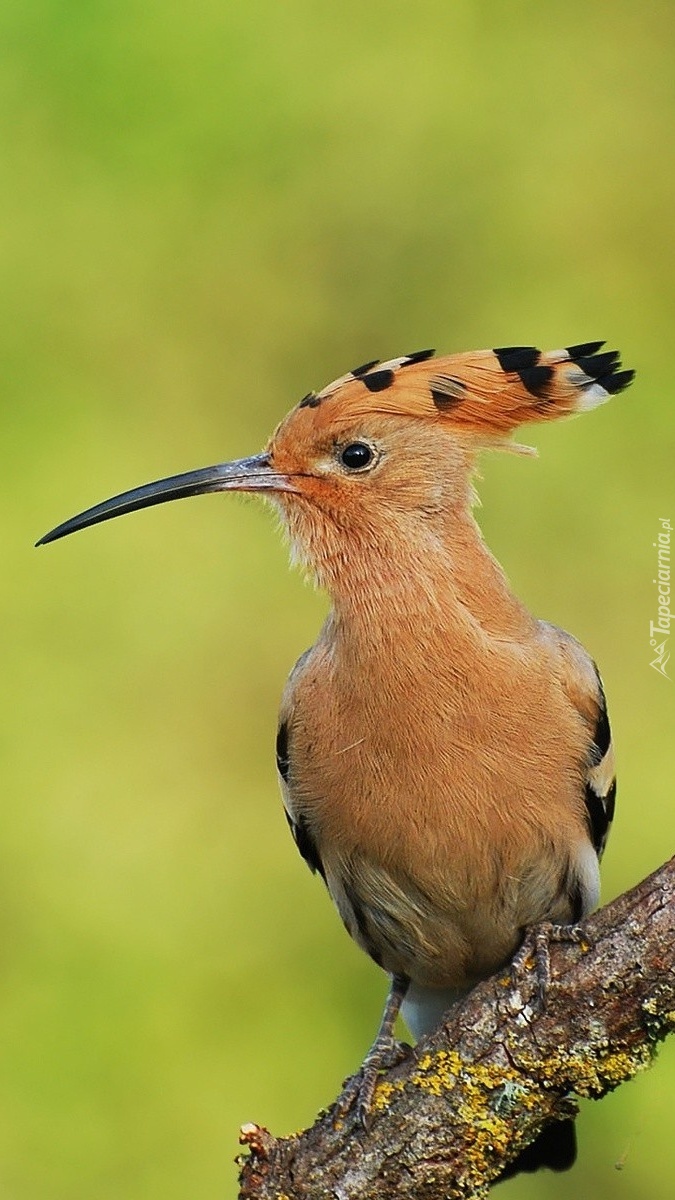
[540,621,607,728]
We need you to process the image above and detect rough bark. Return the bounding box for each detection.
[238,857,675,1199]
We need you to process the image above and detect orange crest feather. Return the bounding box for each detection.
[298,342,634,438]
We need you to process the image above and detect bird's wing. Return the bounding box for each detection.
[275,649,326,880]
[550,625,617,863]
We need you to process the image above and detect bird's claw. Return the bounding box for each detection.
[335,1036,410,1131]
[511,922,590,1008]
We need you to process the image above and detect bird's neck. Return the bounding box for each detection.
[322,506,534,659]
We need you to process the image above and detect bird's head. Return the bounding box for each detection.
[38,343,633,586]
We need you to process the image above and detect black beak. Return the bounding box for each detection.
[36,452,294,546]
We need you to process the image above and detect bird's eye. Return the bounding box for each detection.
[338,441,376,471]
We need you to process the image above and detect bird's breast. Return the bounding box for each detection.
[282,628,590,986]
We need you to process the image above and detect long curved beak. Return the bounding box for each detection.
[36,452,293,546]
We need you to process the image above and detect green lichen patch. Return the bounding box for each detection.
[373,1047,551,1190]
[516,1040,654,1099]
[642,991,675,1042]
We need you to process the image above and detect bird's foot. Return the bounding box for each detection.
[511,922,590,1009]
[335,1035,411,1131]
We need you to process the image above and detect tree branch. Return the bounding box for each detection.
[238,856,675,1199]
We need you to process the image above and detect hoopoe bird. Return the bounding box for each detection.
[39,341,632,1175]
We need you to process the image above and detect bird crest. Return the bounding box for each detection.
[296,342,634,439]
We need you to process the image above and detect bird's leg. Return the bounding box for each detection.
[336,973,410,1130]
[511,922,590,1008]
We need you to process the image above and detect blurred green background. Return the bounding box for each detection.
[2,0,674,1196]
